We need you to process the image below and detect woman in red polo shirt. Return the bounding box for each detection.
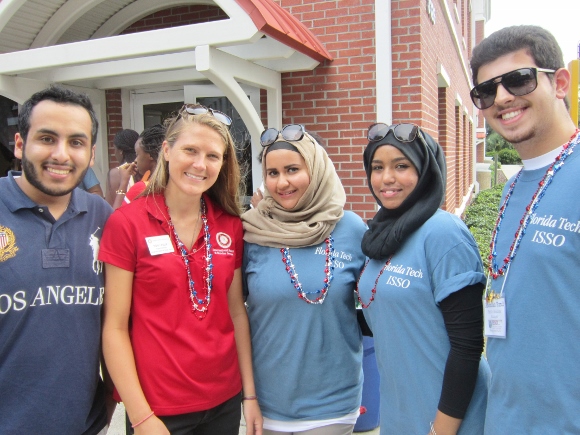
[100,105,262,435]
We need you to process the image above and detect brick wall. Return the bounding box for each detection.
[275,0,377,220]
[105,89,122,168]
[391,0,473,211]
[121,5,226,34]
[104,1,477,219]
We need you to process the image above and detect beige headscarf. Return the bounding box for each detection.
[242,132,345,248]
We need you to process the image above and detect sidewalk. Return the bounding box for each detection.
[107,403,379,434]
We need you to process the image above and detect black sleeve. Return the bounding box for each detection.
[437,283,484,419]
[357,308,373,337]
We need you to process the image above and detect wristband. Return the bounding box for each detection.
[131,411,155,428]
[243,395,258,401]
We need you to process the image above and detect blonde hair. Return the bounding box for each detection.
[143,111,243,216]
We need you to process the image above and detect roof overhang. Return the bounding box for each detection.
[0,0,332,91]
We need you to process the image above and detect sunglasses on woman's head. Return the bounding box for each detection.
[177,104,232,126]
[470,67,556,110]
[260,124,305,147]
[367,123,420,143]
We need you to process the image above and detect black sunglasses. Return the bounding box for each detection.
[470,67,555,110]
[177,104,232,126]
[260,124,305,147]
[367,123,421,143]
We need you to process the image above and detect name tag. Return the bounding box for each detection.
[146,235,174,256]
[42,248,70,268]
[484,297,507,339]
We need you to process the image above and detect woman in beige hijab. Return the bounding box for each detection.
[242,125,366,435]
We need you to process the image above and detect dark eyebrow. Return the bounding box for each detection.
[372,156,409,164]
[36,128,89,140]
[266,163,301,172]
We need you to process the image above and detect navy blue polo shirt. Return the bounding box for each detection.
[0,172,112,434]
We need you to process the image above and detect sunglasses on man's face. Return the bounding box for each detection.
[470,67,556,110]
[177,104,232,126]
[260,124,305,147]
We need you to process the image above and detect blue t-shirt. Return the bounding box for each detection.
[485,143,580,434]
[0,172,112,435]
[78,167,100,191]
[244,211,366,421]
[358,210,489,435]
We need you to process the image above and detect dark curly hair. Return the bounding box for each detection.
[138,124,165,161]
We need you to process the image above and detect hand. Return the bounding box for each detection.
[250,188,263,208]
[133,415,170,435]
[242,399,263,435]
[118,162,137,189]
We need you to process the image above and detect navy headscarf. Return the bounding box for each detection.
[361,127,447,260]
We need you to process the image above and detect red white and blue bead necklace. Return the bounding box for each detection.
[167,197,213,319]
[355,255,393,308]
[486,129,580,301]
[280,234,335,304]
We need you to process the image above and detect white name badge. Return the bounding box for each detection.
[145,235,174,256]
[484,297,507,339]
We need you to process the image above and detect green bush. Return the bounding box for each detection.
[498,148,522,165]
[463,183,505,270]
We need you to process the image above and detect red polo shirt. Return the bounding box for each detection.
[99,193,242,415]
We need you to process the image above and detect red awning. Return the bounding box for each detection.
[235,0,333,63]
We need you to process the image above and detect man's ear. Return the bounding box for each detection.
[553,67,571,100]
[14,132,24,159]
[90,145,95,167]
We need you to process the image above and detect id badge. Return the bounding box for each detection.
[484,297,507,339]
[145,235,174,256]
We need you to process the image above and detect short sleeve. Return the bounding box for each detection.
[425,214,486,304]
[98,208,138,272]
[82,168,100,190]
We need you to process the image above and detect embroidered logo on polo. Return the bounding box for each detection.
[213,232,234,256]
[89,227,103,274]
[0,225,18,262]
[216,232,232,248]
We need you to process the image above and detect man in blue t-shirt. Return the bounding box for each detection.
[0,86,113,434]
[470,26,580,433]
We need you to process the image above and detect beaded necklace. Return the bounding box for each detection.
[280,234,335,304]
[487,130,580,298]
[166,197,213,320]
[355,256,393,308]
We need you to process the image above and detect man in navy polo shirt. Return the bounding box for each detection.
[0,86,113,434]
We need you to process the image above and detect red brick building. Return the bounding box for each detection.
[0,0,490,218]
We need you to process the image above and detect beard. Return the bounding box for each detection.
[21,152,89,197]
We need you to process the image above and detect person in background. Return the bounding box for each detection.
[105,128,138,207]
[99,105,262,434]
[357,123,489,435]
[470,25,580,434]
[242,125,366,435]
[79,167,104,197]
[0,86,113,434]
[124,124,165,204]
